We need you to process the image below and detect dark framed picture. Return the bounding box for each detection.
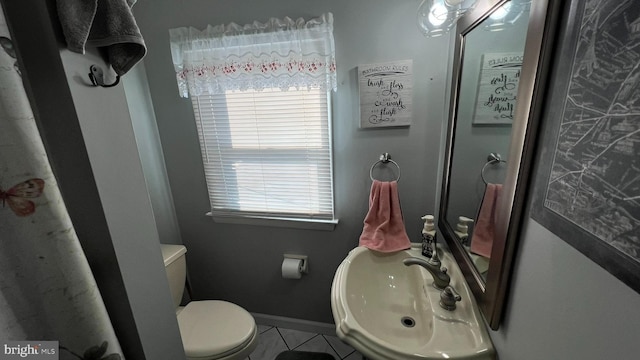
[531,0,640,293]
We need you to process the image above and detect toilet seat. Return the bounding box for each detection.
[177,300,257,360]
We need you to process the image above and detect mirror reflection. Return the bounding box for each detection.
[445,0,531,280]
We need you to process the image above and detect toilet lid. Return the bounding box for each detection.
[177,300,256,359]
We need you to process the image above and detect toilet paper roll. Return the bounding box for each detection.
[282,258,303,279]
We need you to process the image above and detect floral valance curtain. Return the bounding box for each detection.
[169,13,336,97]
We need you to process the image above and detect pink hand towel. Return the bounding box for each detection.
[359,180,411,252]
[470,183,503,258]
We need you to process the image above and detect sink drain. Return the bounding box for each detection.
[401,316,415,328]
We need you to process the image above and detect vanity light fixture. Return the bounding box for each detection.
[417,0,533,37]
[417,0,478,38]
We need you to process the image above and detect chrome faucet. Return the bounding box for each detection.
[403,256,450,290]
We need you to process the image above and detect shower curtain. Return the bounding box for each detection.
[0,6,124,360]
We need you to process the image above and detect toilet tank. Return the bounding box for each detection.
[160,244,187,308]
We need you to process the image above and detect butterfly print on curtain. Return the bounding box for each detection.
[0,178,45,216]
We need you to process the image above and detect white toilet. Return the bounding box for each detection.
[161,244,258,360]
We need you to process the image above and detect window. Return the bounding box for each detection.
[169,14,337,227]
[192,87,335,222]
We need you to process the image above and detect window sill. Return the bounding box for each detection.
[206,212,339,231]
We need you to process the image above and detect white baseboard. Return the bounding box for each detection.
[251,312,336,336]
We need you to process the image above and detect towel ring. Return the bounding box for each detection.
[481,153,506,185]
[369,153,401,182]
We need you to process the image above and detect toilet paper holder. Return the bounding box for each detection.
[283,254,308,274]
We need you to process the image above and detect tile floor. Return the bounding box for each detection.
[247,324,363,360]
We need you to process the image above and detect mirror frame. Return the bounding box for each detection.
[439,0,560,330]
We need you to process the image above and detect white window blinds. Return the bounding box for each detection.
[171,14,337,223]
[192,87,335,220]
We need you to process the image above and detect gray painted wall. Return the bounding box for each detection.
[134,0,446,323]
[491,219,640,359]
[123,63,183,245]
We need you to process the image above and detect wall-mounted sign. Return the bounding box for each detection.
[473,52,523,125]
[358,60,413,128]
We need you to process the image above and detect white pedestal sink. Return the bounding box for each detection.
[331,244,495,360]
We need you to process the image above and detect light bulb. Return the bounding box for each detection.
[484,1,530,32]
[417,0,456,37]
[429,1,449,26]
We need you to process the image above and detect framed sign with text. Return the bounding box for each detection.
[358,60,413,128]
[473,52,523,125]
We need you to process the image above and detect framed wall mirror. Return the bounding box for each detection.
[439,0,560,330]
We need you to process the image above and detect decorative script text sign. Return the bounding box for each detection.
[473,52,523,125]
[358,60,413,128]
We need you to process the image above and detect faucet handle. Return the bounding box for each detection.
[440,285,462,311]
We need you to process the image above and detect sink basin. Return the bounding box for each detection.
[331,245,495,360]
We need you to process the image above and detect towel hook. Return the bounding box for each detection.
[89,65,120,88]
[370,153,401,182]
[481,152,506,185]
